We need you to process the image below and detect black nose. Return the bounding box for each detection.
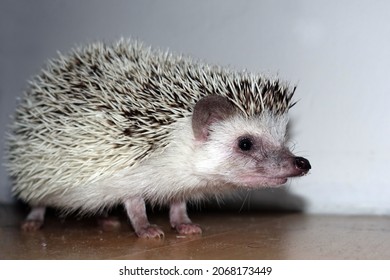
[294,157,311,171]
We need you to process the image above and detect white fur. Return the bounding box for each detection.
[193,112,289,186]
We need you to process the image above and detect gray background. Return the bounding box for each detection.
[1,0,390,214]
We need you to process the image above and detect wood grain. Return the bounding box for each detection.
[1,205,389,259]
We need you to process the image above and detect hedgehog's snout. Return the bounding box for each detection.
[294,157,311,175]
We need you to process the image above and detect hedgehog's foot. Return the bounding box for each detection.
[124,196,165,238]
[21,220,44,231]
[170,201,202,235]
[21,206,46,231]
[174,223,202,235]
[137,225,165,238]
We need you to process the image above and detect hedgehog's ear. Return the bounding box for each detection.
[192,95,236,142]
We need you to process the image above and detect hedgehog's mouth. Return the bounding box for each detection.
[258,177,288,187]
[238,175,288,188]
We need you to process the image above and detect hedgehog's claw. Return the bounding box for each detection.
[21,206,46,231]
[174,223,202,235]
[136,225,165,238]
[21,219,44,231]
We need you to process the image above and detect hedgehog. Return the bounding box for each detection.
[6,39,311,238]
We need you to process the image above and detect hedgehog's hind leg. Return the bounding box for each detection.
[169,201,202,235]
[124,197,164,238]
[21,206,46,231]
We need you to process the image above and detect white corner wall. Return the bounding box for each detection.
[1,0,390,214]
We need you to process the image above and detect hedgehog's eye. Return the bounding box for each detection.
[238,137,253,151]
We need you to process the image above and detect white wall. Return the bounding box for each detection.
[1,0,389,214]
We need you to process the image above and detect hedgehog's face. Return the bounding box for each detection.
[192,95,311,188]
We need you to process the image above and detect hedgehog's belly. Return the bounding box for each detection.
[13,157,231,214]
[9,127,225,212]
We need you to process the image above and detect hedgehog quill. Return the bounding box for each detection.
[6,39,311,238]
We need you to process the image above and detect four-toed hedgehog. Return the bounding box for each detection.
[6,39,311,238]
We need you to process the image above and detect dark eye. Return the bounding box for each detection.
[238,137,253,151]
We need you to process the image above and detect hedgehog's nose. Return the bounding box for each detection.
[294,157,311,172]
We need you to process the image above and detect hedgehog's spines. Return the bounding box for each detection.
[7,39,296,211]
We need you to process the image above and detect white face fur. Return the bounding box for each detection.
[193,112,297,188]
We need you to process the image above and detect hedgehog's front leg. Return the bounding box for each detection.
[124,197,164,238]
[21,206,46,231]
[169,201,202,235]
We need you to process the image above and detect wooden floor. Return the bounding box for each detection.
[1,204,390,259]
